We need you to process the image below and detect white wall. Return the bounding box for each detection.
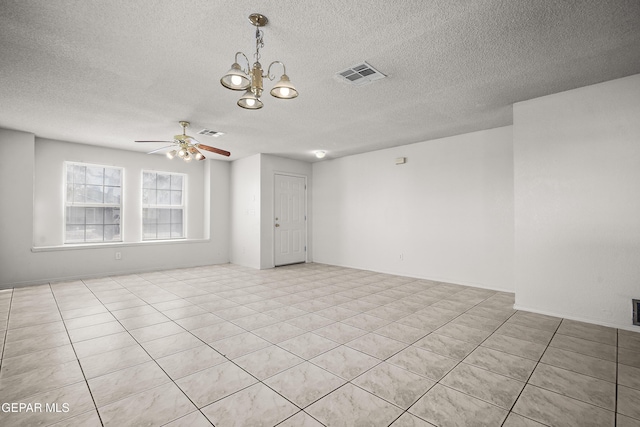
[0,129,36,286]
[312,126,514,291]
[229,154,261,269]
[514,74,640,331]
[0,132,229,288]
[260,154,312,269]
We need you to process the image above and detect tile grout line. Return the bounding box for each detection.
[49,281,105,427]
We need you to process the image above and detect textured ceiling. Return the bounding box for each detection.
[1,0,639,162]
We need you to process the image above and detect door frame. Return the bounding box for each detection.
[273,172,308,267]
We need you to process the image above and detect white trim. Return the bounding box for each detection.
[32,238,210,252]
[513,303,640,333]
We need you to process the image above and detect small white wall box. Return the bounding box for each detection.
[395,157,407,165]
[634,299,640,326]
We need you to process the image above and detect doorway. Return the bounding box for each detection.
[274,173,307,266]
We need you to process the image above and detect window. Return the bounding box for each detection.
[142,171,185,240]
[65,163,122,243]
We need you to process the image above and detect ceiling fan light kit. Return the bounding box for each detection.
[135,121,231,161]
[220,13,298,110]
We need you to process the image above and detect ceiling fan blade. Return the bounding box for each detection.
[197,144,231,157]
[146,145,176,155]
[135,140,175,143]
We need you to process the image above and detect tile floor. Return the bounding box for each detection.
[0,263,639,426]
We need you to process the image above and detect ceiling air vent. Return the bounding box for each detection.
[336,62,386,86]
[198,129,225,137]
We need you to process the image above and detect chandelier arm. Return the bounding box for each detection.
[234,52,250,73]
[265,61,286,80]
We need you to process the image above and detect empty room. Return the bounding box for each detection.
[1,1,639,426]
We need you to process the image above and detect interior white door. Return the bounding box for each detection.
[274,174,307,266]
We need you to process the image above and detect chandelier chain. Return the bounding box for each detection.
[254,28,264,62]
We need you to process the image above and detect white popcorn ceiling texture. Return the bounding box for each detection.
[0,0,639,161]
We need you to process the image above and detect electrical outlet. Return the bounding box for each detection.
[399,253,404,261]
[115,252,122,260]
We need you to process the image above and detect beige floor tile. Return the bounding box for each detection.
[48,409,102,427]
[3,330,70,358]
[98,382,196,426]
[67,320,125,343]
[191,321,245,343]
[528,363,616,410]
[162,410,214,427]
[174,312,224,330]
[265,362,346,408]
[618,414,640,427]
[374,321,428,343]
[540,346,616,382]
[63,312,115,330]
[619,330,640,352]
[277,411,325,427]
[156,344,227,380]
[119,312,171,330]
[110,304,158,320]
[618,385,640,420]
[512,385,614,427]
[619,347,640,368]
[0,359,84,402]
[345,333,407,359]
[449,313,504,332]
[549,333,616,361]
[620,363,640,390]
[161,305,208,320]
[482,334,546,361]
[507,311,561,332]
[210,332,271,359]
[61,305,108,320]
[233,345,304,379]
[389,412,435,426]
[0,382,96,427]
[140,331,202,359]
[0,344,77,379]
[201,383,297,427]
[278,332,340,359]
[413,333,477,361]
[463,346,537,382]
[353,361,436,409]
[5,320,66,343]
[313,321,369,344]
[88,360,171,406]
[388,346,458,381]
[557,319,617,346]
[175,361,257,407]
[502,412,547,426]
[433,323,492,345]
[251,322,306,343]
[495,322,555,345]
[310,345,380,380]
[307,383,403,427]
[342,313,392,331]
[128,320,184,342]
[441,363,525,409]
[72,331,137,359]
[409,384,507,426]
[79,344,151,379]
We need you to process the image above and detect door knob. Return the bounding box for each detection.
[275,224,280,227]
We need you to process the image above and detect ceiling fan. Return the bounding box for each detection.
[135,121,230,161]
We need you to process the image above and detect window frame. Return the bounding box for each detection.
[141,170,187,241]
[64,161,123,244]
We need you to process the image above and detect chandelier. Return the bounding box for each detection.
[220,13,298,109]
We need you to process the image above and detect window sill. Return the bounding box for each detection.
[31,239,211,252]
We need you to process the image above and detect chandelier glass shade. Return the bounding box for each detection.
[220,14,298,110]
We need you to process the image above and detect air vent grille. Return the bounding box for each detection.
[336,62,386,86]
[198,129,225,137]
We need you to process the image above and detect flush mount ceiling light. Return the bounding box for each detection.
[220,13,298,110]
[314,150,326,159]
